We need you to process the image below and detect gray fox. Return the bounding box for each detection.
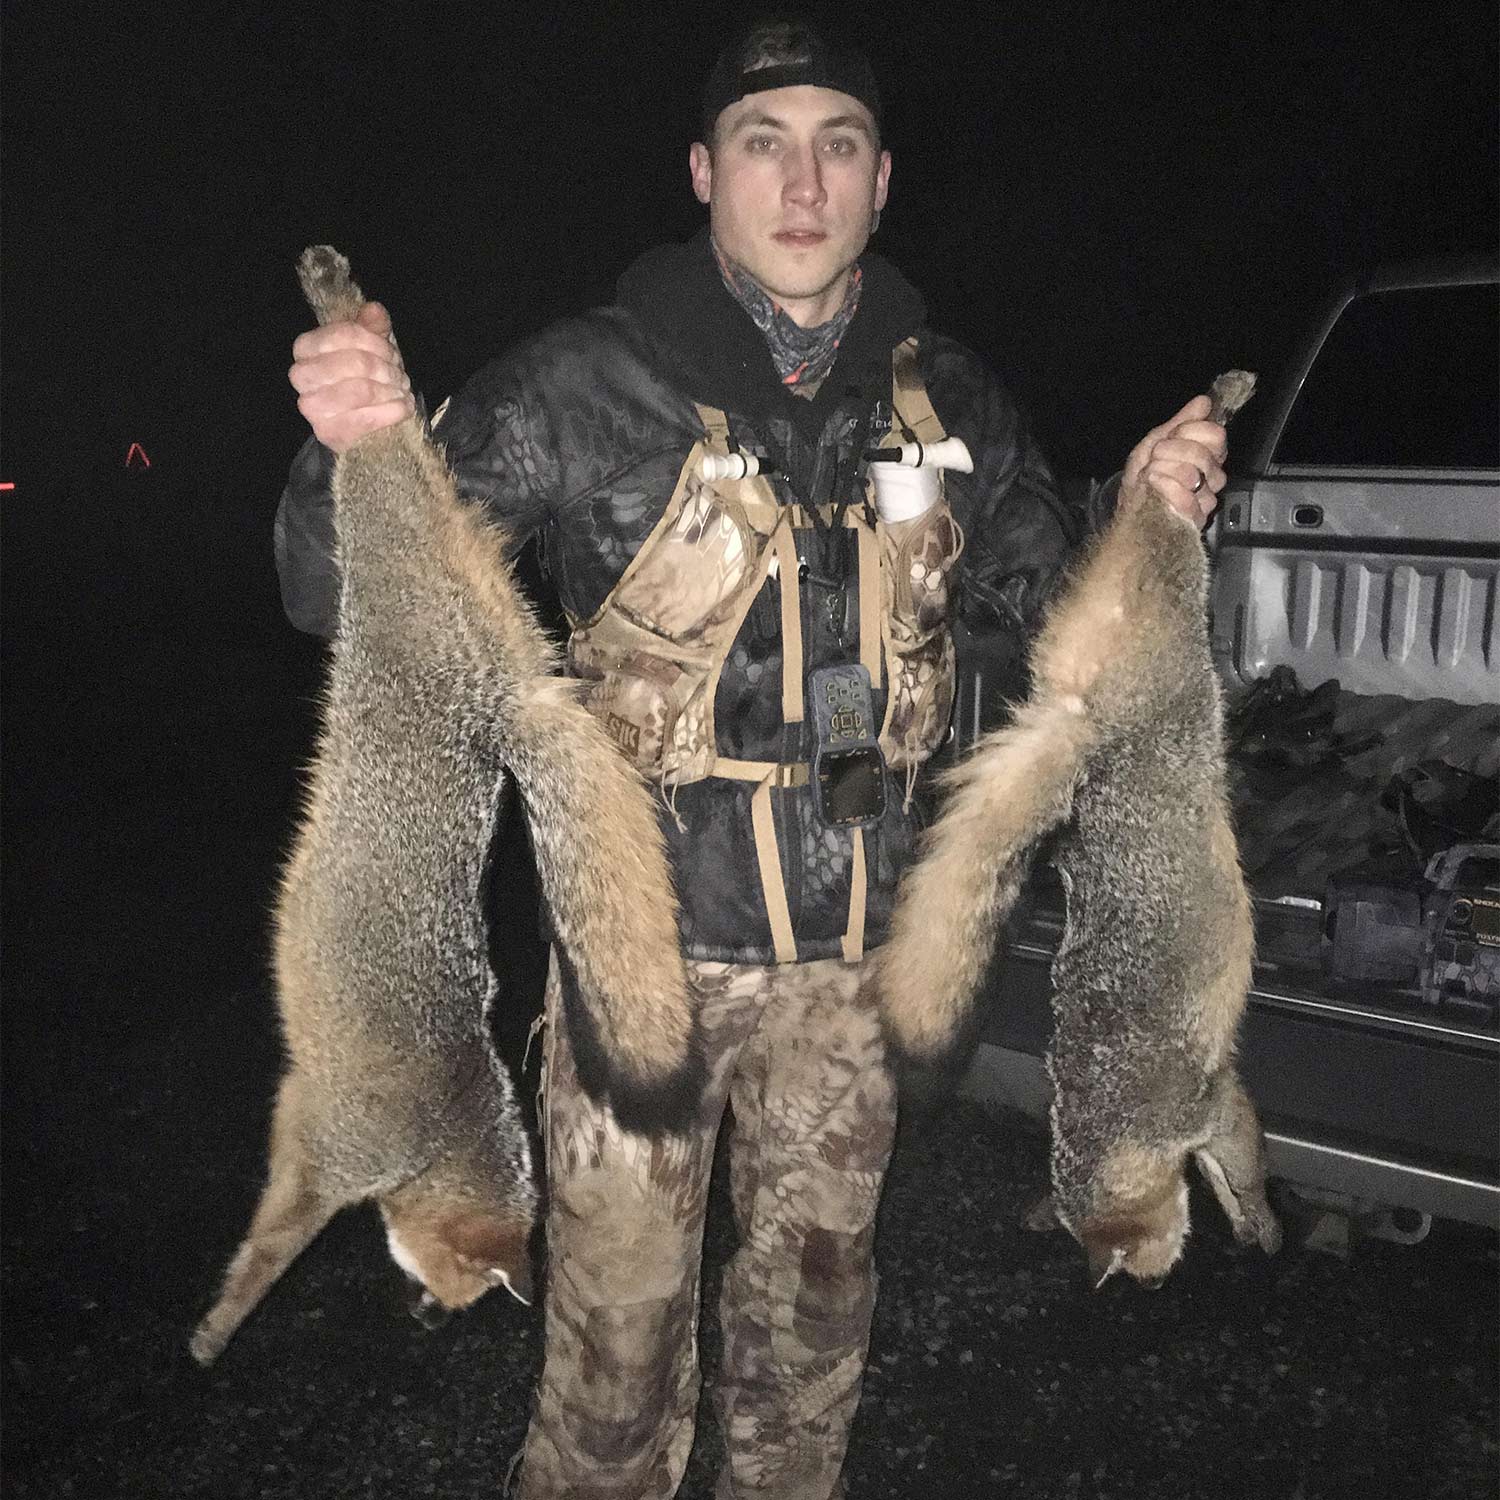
[878,371,1280,1287]
[190,248,700,1365]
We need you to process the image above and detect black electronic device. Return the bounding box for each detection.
[808,663,888,829]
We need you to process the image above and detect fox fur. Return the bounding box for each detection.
[879,370,1280,1286]
[190,247,701,1366]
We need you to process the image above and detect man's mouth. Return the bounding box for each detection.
[773,230,828,247]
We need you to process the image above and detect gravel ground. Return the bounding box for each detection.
[4,592,1497,1500]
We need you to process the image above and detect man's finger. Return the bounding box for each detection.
[1124,395,1215,487]
[1170,419,1230,464]
[1144,436,1225,484]
[358,301,407,365]
[341,397,415,441]
[289,348,409,397]
[298,376,413,421]
[291,320,399,366]
[298,392,415,455]
[1145,458,1225,500]
[1140,394,1213,450]
[1147,446,1228,521]
[357,300,392,335]
[1152,474,1216,527]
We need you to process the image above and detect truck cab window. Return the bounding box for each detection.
[1274,283,1500,470]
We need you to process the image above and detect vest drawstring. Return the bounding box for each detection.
[659,770,688,834]
[902,754,921,816]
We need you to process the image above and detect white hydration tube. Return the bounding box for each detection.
[864,435,974,473]
[866,436,973,522]
[699,437,975,525]
[698,451,770,482]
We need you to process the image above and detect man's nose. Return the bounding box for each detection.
[783,146,826,206]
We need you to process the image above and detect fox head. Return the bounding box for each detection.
[1057,1113,1283,1289]
[380,1199,535,1327]
[1063,1160,1192,1290]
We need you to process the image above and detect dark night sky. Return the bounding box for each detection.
[0,17,1496,1493]
[2,0,1497,635]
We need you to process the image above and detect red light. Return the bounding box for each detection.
[125,443,152,469]
[0,482,13,491]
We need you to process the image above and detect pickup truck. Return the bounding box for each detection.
[959,255,1500,1242]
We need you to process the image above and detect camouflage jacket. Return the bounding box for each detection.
[274,230,1100,964]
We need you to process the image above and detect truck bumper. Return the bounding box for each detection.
[965,929,1500,1231]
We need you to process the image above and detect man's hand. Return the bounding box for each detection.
[289,300,414,454]
[1119,394,1229,527]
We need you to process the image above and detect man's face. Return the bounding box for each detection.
[690,85,891,328]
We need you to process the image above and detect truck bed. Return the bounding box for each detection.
[959,260,1500,1227]
[963,682,1499,1227]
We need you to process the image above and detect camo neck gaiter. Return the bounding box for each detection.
[713,238,862,392]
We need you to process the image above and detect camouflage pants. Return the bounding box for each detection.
[515,952,896,1500]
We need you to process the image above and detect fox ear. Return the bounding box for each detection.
[410,1287,453,1330]
[1089,1244,1127,1291]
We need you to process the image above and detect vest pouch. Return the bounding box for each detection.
[568,439,782,791]
[879,499,964,768]
[882,631,957,770]
[609,480,757,644]
[575,650,696,777]
[884,500,965,642]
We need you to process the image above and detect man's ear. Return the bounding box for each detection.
[874,148,892,213]
[689,142,713,206]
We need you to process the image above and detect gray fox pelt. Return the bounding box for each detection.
[190,247,700,1365]
[879,371,1281,1287]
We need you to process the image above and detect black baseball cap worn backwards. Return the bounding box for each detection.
[701,19,882,141]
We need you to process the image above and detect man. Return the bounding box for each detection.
[276,20,1229,1499]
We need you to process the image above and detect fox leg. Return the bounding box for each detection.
[1193,1069,1282,1255]
[190,1072,339,1364]
[1023,1192,1063,1232]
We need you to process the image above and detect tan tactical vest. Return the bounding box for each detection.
[567,338,964,963]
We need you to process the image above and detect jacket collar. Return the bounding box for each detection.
[616,226,926,434]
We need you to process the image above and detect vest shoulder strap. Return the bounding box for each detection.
[693,402,733,452]
[890,336,947,445]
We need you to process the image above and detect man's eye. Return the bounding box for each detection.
[747,135,779,153]
[823,137,858,156]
